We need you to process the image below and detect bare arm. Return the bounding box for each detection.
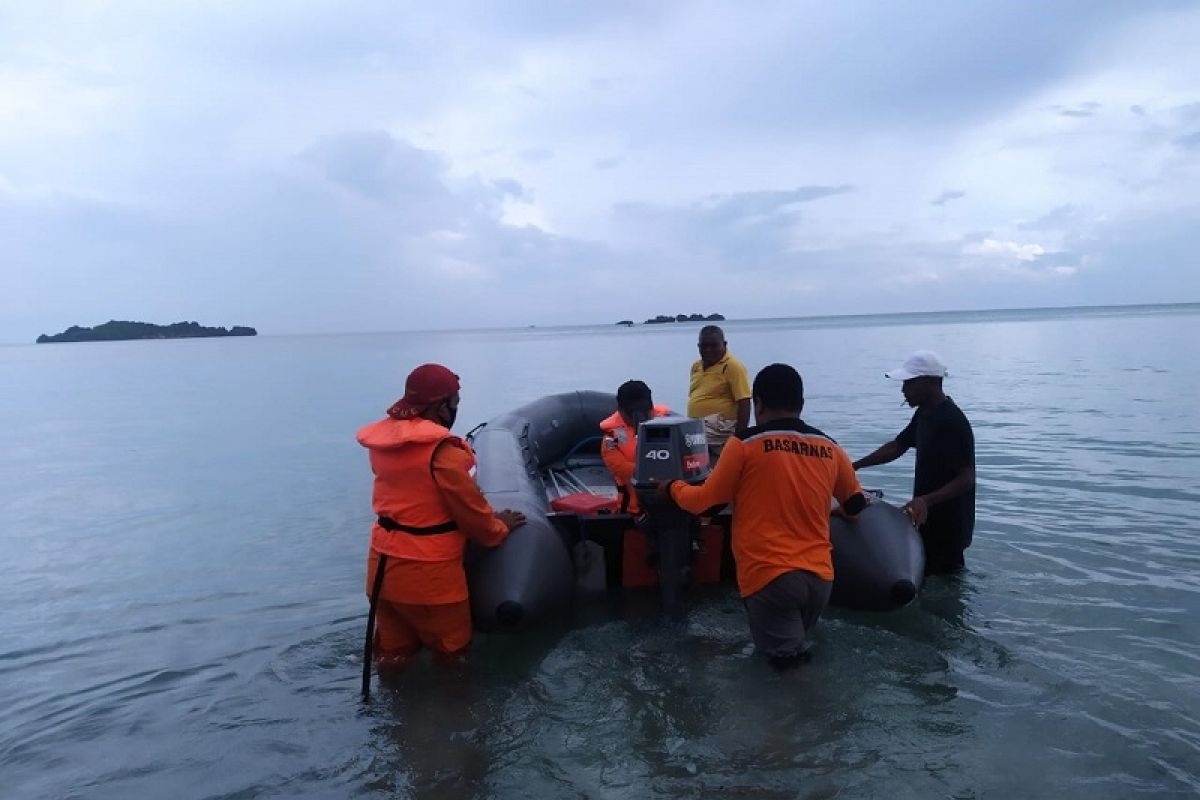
[734,398,752,437]
[852,439,907,471]
[925,465,975,506]
[902,466,975,525]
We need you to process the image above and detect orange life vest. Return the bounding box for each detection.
[599,404,671,513]
[356,417,474,561]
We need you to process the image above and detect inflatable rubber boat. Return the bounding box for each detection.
[465,391,924,632]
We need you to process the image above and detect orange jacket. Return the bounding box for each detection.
[357,417,510,604]
[669,419,862,596]
[599,405,671,514]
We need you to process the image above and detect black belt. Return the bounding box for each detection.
[376,516,458,536]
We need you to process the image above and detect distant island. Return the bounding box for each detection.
[639,313,725,325]
[36,320,258,344]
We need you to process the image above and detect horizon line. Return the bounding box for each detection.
[10,299,1199,345]
[315,298,1200,338]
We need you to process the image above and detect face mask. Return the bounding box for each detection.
[441,403,458,430]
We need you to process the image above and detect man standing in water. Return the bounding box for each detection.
[853,351,976,575]
[688,325,752,458]
[357,364,526,668]
[664,364,867,668]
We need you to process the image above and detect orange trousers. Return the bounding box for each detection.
[373,599,472,661]
[366,549,473,662]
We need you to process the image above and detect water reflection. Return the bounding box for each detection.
[354,577,1011,798]
[361,624,565,799]
[369,668,491,798]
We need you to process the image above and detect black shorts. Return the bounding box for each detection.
[921,529,967,575]
[743,569,832,663]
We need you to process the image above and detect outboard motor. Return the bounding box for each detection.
[632,417,711,618]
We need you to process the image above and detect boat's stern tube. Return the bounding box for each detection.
[829,501,925,610]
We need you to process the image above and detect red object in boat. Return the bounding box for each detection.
[549,493,621,516]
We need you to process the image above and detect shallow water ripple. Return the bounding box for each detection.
[2,308,1199,798]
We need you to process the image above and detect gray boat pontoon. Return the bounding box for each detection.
[466,391,925,632]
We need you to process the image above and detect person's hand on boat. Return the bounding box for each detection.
[901,496,927,527]
[496,510,527,531]
[654,479,678,503]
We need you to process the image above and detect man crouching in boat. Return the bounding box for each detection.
[599,380,672,516]
[660,364,867,669]
[357,364,526,669]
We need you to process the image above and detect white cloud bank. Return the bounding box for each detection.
[967,239,1047,262]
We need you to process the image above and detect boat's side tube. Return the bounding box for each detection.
[467,423,572,632]
[467,390,621,632]
[829,501,925,611]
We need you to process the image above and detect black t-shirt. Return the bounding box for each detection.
[895,397,975,551]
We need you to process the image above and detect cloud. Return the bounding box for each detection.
[701,185,854,216]
[1,1,1199,341]
[613,185,854,270]
[518,147,554,163]
[615,185,855,231]
[300,131,450,205]
[491,177,530,199]
[0,128,623,338]
[1018,204,1081,231]
[965,238,1046,262]
[1175,132,1200,149]
[931,190,966,206]
[1052,101,1102,117]
[1176,102,1200,124]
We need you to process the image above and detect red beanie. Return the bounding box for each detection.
[387,363,460,420]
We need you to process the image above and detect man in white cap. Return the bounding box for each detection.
[852,351,976,575]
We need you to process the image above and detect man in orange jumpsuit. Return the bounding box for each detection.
[599,380,672,515]
[357,364,525,666]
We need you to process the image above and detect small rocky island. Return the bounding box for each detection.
[36,320,258,344]
[614,313,725,326]
[642,313,725,325]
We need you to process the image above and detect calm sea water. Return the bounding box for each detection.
[2,304,1199,799]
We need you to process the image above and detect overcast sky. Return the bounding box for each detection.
[2,1,1198,341]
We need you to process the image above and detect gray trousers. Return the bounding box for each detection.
[743,569,832,665]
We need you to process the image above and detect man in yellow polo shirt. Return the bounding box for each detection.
[688,325,752,456]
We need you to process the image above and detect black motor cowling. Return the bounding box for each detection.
[631,416,711,485]
[632,417,711,618]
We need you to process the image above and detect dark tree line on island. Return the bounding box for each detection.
[614,313,725,326]
[36,320,258,343]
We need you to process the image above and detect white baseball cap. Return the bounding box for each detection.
[885,350,948,380]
